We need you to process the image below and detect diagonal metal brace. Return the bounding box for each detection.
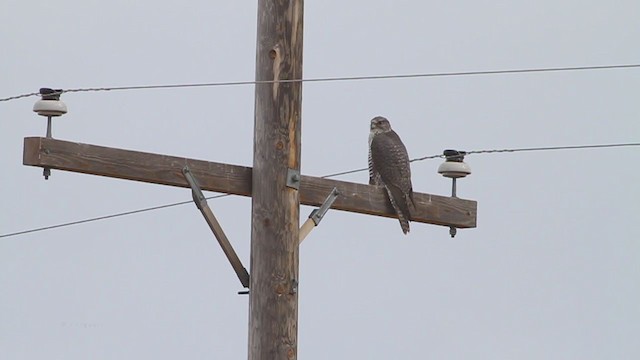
[299,187,340,244]
[182,166,250,288]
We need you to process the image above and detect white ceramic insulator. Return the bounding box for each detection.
[438,161,472,178]
[33,99,67,117]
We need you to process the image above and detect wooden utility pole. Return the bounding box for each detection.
[21,2,477,359]
[250,0,304,359]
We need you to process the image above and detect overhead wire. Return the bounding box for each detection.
[2,63,639,236]
[0,195,226,238]
[1,141,638,239]
[2,63,639,102]
[465,143,640,155]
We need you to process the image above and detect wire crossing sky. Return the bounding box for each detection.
[3,2,639,359]
[1,63,639,102]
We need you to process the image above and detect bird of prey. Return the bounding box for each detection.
[368,116,416,234]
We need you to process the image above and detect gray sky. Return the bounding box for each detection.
[2,1,639,359]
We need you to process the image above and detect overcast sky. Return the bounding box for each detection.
[2,1,639,359]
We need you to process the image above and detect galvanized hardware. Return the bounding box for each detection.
[299,187,340,244]
[34,88,67,180]
[286,168,301,190]
[183,166,206,209]
[438,150,472,238]
[310,187,340,225]
[449,226,457,238]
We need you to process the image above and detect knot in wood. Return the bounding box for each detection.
[275,282,286,295]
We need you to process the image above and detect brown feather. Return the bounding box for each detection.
[370,127,414,234]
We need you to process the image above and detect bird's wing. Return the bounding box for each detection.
[370,130,413,193]
[371,130,415,229]
[368,148,382,185]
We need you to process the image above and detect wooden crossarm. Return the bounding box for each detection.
[23,137,477,228]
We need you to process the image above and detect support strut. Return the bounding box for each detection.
[299,187,340,244]
[183,166,250,289]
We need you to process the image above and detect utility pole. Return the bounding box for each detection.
[250,0,304,359]
[22,2,476,360]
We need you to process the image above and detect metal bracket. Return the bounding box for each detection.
[310,187,340,225]
[299,187,340,244]
[286,168,301,190]
[182,166,250,289]
[183,166,206,209]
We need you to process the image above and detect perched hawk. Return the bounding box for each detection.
[368,116,416,234]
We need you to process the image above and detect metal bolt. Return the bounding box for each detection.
[449,226,457,238]
[46,116,53,138]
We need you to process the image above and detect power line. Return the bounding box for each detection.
[0,91,41,102]
[326,142,640,177]
[466,143,640,155]
[1,141,638,239]
[321,154,444,178]
[2,63,639,102]
[0,194,229,238]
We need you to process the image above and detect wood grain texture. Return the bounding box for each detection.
[23,137,477,228]
[200,205,250,288]
[23,136,252,195]
[250,0,304,358]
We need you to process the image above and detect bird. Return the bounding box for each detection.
[368,116,416,234]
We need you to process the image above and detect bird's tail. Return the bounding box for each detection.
[398,213,410,234]
[398,190,416,234]
[385,185,413,235]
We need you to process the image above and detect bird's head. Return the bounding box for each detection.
[370,116,392,133]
